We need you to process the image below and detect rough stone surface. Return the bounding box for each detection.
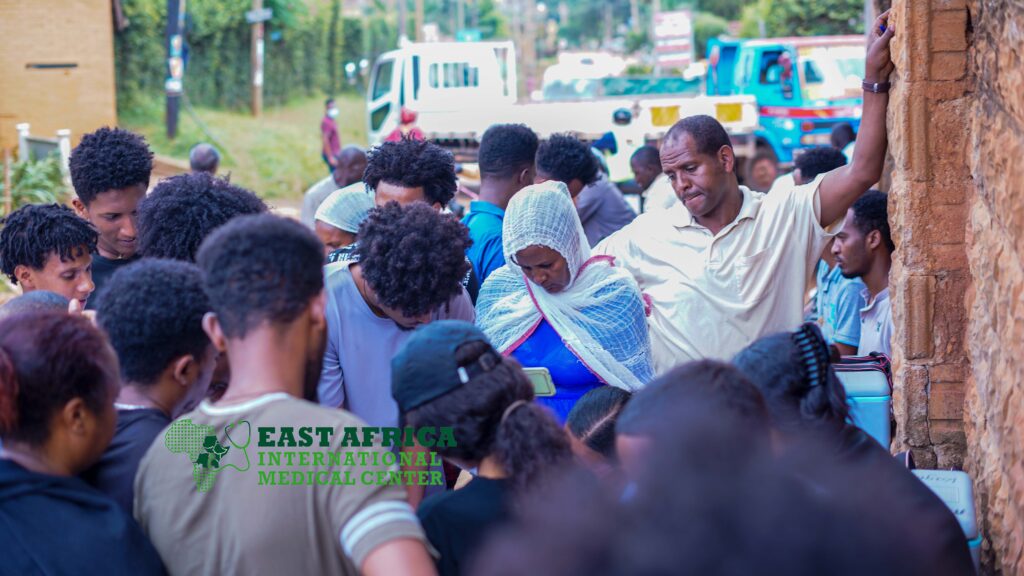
[889,0,1024,573]
[888,0,972,477]
[887,2,1024,573]
[962,1,1024,572]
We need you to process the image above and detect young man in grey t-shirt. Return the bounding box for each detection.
[832,191,894,357]
[135,214,434,576]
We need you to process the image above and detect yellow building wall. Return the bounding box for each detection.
[0,0,118,152]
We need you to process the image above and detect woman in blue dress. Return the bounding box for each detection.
[476,181,654,423]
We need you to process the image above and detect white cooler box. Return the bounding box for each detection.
[912,470,982,572]
[835,355,892,448]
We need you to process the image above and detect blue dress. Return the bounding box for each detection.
[510,319,604,424]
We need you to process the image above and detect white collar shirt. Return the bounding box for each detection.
[595,175,841,373]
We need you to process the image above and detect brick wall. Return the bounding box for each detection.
[963,0,1024,573]
[0,0,117,151]
[888,0,1024,573]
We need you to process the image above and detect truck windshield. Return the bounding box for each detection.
[798,45,864,102]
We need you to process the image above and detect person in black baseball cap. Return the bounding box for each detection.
[391,320,573,576]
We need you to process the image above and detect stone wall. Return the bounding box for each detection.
[888,0,1024,573]
[887,0,972,470]
[963,0,1024,573]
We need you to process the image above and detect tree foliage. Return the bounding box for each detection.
[694,11,729,58]
[114,0,369,112]
[740,0,863,38]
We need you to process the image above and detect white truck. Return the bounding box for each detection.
[366,41,758,165]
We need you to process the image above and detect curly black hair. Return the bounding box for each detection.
[403,340,572,493]
[535,134,600,187]
[479,124,539,180]
[0,311,117,446]
[794,146,847,183]
[356,202,470,318]
[363,139,458,206]
[96,259,211,387]
[197,214,323,339]
[852,190,894,253]
[137,172,267,262]
[0,203,98,284]
[68,127,153,205]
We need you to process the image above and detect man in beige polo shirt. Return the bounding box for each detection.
[596,12,896,373]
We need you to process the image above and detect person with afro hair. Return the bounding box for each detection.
[832,191,894,357]
[136,172,267,263]
[81,259,215,514]
[69,127,153,308]
[319,201,474,413]
[0,203,97,309]
[364,138,458,209]
[534,133,600,199]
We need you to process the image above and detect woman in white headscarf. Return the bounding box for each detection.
[476,181,654,423]
[314,183,374,259]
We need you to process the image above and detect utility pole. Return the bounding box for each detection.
[415,0,424,41]
[165,0,186,139]
[250,0,265,117]
[651,0,660,73]
[523,0,537,94]
[398,0,408,44]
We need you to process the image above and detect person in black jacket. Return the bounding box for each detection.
[733,323,975,576]
[0,311,165,575]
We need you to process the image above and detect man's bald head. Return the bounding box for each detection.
[189,143,220,174]
[333,146,368,187]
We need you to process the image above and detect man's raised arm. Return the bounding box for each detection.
[819,10,896,226]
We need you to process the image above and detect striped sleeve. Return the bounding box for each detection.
[340,500,426,568]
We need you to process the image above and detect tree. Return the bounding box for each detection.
[693,11,728,58]
[741,0,863,38]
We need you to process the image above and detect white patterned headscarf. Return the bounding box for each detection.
[476,180,653,391]
[315,183,374,233]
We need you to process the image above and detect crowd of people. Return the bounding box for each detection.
[0,14,971,575]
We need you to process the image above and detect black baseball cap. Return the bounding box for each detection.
[391,320,502,413]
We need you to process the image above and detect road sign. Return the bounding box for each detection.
[246,7,273,23]
[653,9,694,70]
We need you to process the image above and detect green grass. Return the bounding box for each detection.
[121,93,368,202]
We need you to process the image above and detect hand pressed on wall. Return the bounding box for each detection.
[866,10,897,83]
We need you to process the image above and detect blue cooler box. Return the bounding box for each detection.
[912,470,982,573]
[835,367,892,448]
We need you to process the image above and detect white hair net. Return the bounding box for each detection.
[315,183,373,233]
[476,180,653,391]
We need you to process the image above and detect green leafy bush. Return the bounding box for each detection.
[0,155,69,217]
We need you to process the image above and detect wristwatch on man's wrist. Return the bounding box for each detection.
[862,79,892,93]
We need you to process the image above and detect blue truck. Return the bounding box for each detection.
[707,36,866,173]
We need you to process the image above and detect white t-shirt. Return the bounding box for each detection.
[857,287,892,357]
[595,175,841,373]
[643,173,678,212]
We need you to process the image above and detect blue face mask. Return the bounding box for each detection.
[327,107,339,118]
